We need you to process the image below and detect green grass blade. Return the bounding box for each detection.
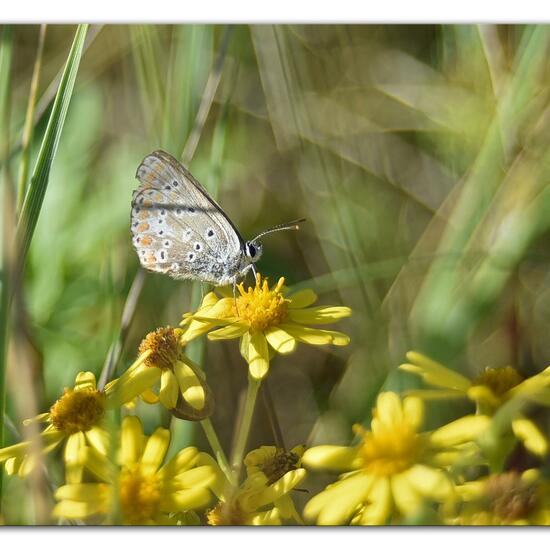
[16,24,88,271]
[16,24,47,214]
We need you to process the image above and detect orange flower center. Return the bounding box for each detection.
[119,464,162,524]
[234,275,288,332]
[139,326,183,370]
[49,388,105,434]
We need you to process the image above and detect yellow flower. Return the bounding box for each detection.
[205,445,306,525]
[399,351,550,456]
[53,416,217,525]
[181,273,351,380]
[302,392,490,525]
[105,326,213,420]
[447,470,550,525]
[0,371,110,482]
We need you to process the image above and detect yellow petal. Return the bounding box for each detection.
[139,388,159,404]
[391,471,422,516]
[305,472,374,525]
[64,432,86,470]
[403,396,424,430]
[247,332,270,380]
[355,477,391,525]
[264,327,296,354]
[173,465,216,489]
[287,288,318,309]
[53,498,105,520]
[120,416,144,465]
[402,351,471,391]
[81,447,112,482]
[107,365,161,406]
[455,480,486,501]
[431,415,490,447]
[287,306,351,325]
[302,445,359,471]
[73,371,97,391]
[405,464,454,501]
[240,332,250,362]
[402,389,466,400]
[376,392,403,427]
[241,469,306,512]
[281,323,350,346]
[182,386,205,410]
[207,323,248,340]
[141,427,170,474]
[55,483,107,503]
[85,427,109,456]
[249,508,281,525]
[174,362,205,410]
[512,417,548,457]
[159,370,178,409]
[467,385,501,409]
[163,487,212,512]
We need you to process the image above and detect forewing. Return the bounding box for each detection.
[131,150,243,283]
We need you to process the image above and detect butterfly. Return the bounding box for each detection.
[130,150,304,287]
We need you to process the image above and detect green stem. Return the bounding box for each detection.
[200,417,235,486]
[231,376,261,477]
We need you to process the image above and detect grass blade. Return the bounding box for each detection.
[0,23,13,512]
[16,24,88,271]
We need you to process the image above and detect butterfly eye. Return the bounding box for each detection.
[248,244,256,258]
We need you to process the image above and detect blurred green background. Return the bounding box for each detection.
[3,24,550,523]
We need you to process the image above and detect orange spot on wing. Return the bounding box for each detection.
[143,199,153,208]
[138,211,149,220]
[141,236,152,246]
[137,223,150,232]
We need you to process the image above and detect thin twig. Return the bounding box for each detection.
[261,379,285,449]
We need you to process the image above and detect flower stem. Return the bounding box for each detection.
[200,417,235,486]
[231,376,261,477]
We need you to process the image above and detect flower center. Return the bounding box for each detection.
[485,472,537,521]
[261,448,301,485]
[473,366,524,397]
[234,275,288,332]
[49,388,105,434]
[356,423,422,476]
[206,500,245,526]
[139,326,183,370]
[119,464,162,524]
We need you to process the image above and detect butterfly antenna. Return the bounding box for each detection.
[250,218,306,244]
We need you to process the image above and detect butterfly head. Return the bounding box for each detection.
[245,241,263,264]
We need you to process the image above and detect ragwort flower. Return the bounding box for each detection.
[0,371,109,482]
[53,416,217,525]
[399,351,550,456]
[302,392,490,525]
[205,445,306,525]
[181,273,351,379]
[106,326,213,420]
[447,470,550,525]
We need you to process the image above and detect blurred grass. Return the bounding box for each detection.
[4,24,550,522]
[0,24,13,511]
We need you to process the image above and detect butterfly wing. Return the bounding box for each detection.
[131,150,245,285]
